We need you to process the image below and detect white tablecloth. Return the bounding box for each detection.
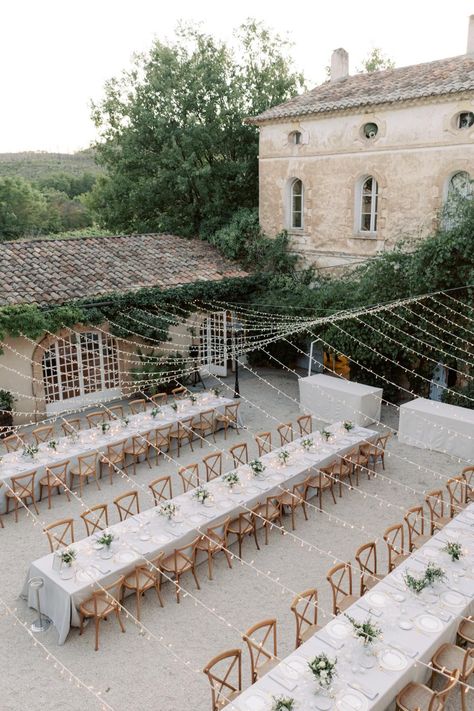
[299,374,383,427]
[21,424,377,645]
[398,397,474,462]
[232,504,474,711]
[0,395,237,513]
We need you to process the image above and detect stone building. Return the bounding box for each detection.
[247,18,474,269]
[0,234,247,424]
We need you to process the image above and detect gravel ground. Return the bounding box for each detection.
[0,368,466,711]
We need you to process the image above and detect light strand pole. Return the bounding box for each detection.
[232,318,243,399]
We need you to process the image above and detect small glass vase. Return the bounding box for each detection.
[100,545,113,559]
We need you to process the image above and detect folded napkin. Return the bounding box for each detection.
[314,633,343,650]
[347,682,378,700]
[267,674,297,692]
[356,602,382,618]
[385,642,418,659]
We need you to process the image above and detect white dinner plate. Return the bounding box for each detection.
[398,618,414,630]
[188,514,205,524]
[75,567,101,583]
[365,590,388,608]
[327,619,351,640]
[314,695,333,711]
[246,486,259,495]
[152,534,172,544]
[336,691,368,711]
[217,500,232,509]
[415,614,444,634]
[115,551,138,563]
[281,657,308,680]
[236,694,266,711]
[440,590,465,607]
[379,648,408,672]
[420,547,439,560]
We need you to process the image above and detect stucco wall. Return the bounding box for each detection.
[258,95,474,268]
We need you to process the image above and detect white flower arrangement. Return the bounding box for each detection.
[159,502,179,520]
[192,485,210,504]
[47,440,58,451]
[249,459,266,476]
[222,472,240,488]
[278,449,290,465]
[61,548,76,566]
[308,653,337,689]
[345,614,382,646]
[100,421,110,434]
[121,417,130,428]
[22,444,38,458]
[190,393,198,404]
[320,429,331,441]
[301,437,313,451]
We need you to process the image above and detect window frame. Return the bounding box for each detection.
[289,178,304,230]
[356,175,379,234]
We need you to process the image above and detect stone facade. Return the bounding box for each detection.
[258,95,474,269]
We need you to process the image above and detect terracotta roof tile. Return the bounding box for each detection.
[247,54,474,124]
[0,233,248,307]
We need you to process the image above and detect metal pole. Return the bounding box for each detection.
[28,577,51,632]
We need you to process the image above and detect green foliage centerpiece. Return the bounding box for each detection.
[22,444,38,459]
[320,429,331,442]
[211,387,221,398]
[100,421,110,434]
[343,421,354,432]
[404,562,446,594]
[442,541,463,562]
[345,614,382,646]
[192,485,210,504]
[47,440,57,451]
[159,502,179,520]
[301,437,313,451]
[308,653,337,690]
[222,472,240,491]
[61,548,76,566]
[278,449,290,466]
[151,407,160,418]
[271,696,295,711]
[249,459,266,477]
[97,532,114,558]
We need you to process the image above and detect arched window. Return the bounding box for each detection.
[290,178,303,229]
[447,171,472,201]
[42,332,120,413]
[359,176,378,232]
[289,130,302,145]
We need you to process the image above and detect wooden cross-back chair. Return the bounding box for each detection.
[277,480,308,531]
[80,503,109,536]
[242,618,278,683]
[333,455,353,497]
[305,464,337,512]
[171,386,188,399]
[3,433,24,452]
[203,451,223,481]
[114,490,140,521]
[342,446,369,486]
[32,425,54,444]
[108,404,124,420]
[203,648,242,711]
[160,536,201,603]
[290,588,320,648]
[79,576,125,651]
[151,392,168,406]
[430,644,474,711]
[193,409,216,447]
[361,432,391,470]
[446,476,467,517]
[253,495,282,545]
[296,414,312,437]
[39,460,71,509]
[462,465,474,502]
[355,541,384,595]
[326,561,358,614]
[215,402,240,439]
[44,517,75,553]
[229,442,248,468]
[196,516,233,580]
[99,439,126,485]
[153,424,172,465]
[425,490,451,534]
[129,398,146,414]
[70,452,100,497]
[5,471,38,522]
[255,431,272,457]
[124,432,152,475]
[149,475,173,505]
[61,418,81,437]
[179,463,200,492]
[383,522,409,571]
[86,411,108,428]
[277,422,293,446]
[123,552,164,621]
[395,669,459,711]
[404,505,430,551]
[227,509,260,559]
[169,416,195,457]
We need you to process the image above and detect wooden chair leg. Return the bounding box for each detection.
[94,616,100,651]
[175,574,181,604]
[252,525,260,551]
[135,589,141,621]
[302,501,308,521]
[14,497,19,523]
[291,506,295,530]
[330,483,337,505]
[115,608,125,633]
[32,498,39,515]
[154,582,164,607]
[79,613,84,636]
[191,566,200,590]
[207,551,213,580]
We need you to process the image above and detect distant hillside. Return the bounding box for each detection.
[0,150,104,181]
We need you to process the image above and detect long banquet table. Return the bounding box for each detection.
[21,424,377,645]
[231,503,474,711]
[0,394,237,513]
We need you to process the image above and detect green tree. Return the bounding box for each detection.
[358,48,395,73]
[0,176,48,239]
[89,20,305,237]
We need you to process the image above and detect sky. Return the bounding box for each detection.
[1,0,473,153]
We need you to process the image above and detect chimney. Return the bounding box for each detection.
[467,15,474,53]
[331,48,349,82]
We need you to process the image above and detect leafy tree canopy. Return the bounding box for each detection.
[357,47,395,73]
[89,20,305,238]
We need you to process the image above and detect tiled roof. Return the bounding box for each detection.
[247,54,474,124]
[0,233,248,307]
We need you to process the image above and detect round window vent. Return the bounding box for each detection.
[363,122,378,139]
